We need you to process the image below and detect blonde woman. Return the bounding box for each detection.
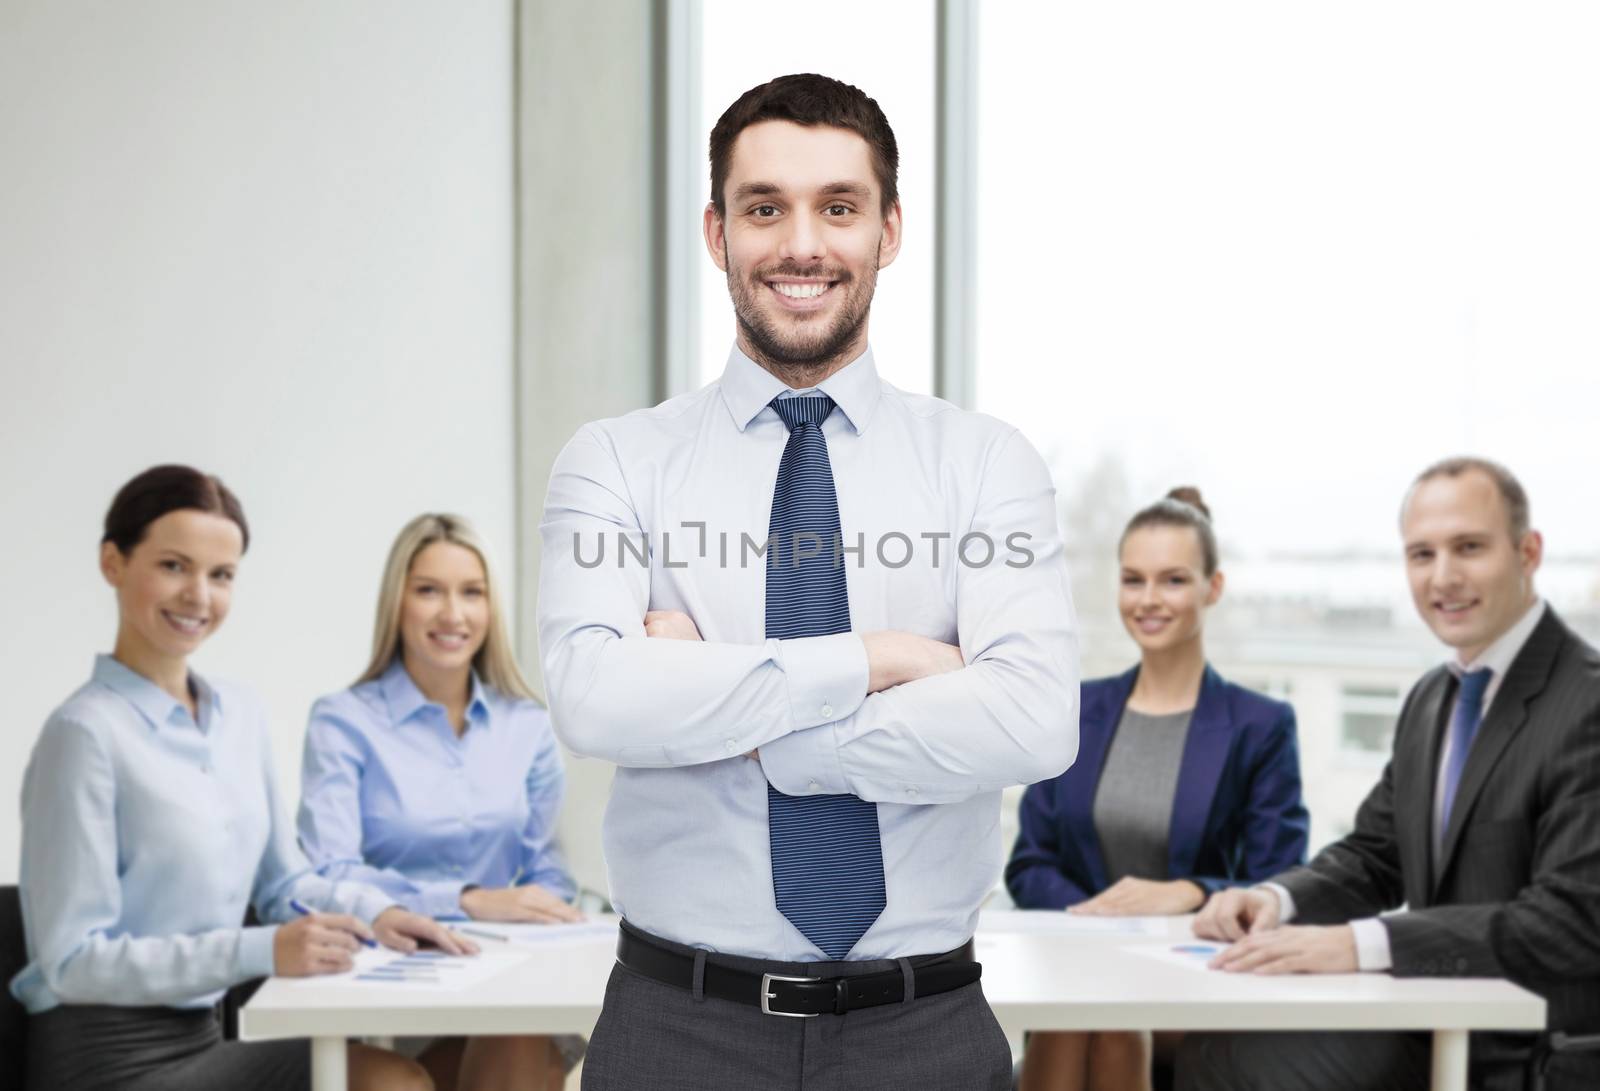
[297,514,581,1091]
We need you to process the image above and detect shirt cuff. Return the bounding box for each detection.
[777,633,868,729]
[414,879,470,920]
[237,924,279,980]
[1258,882,1297,922]
[344,884,402,924]
[1349,917,1393,972]
[759,718,849,796]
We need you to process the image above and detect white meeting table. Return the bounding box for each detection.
[241,912,1546,1091]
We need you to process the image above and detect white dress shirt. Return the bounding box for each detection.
[1266,597,1547,971]
[538,345,1080,961]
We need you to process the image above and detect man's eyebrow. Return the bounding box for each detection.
[732,182,783,203]
[817,181,872,200]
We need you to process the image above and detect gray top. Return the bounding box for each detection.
[1092,706,1195,884]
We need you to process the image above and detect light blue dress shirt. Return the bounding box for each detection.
[296,660,575,920]
[10,656,395,1013]
[538,345,1080,961]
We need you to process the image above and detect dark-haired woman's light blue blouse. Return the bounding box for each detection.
[296,660,575,919]
[10,656,394,1013]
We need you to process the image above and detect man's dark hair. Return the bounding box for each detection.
[1404,455,1531,540]
[709,73,899,219]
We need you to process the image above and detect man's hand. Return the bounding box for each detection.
[1193,886,1283,941]
[1070,877,1206,917]
[373,908,479,956]
[461,885,584,924]
[1209,925,1358,975]
[860,631,964,693]
[272,912,369,976]
[644,610,702,641]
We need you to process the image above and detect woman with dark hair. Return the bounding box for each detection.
[1006,488,1310,1091]
[9,465,471,1091]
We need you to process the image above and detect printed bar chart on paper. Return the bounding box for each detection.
[286,946,533,992]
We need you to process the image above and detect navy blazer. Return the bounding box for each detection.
[1006,665,1310,908]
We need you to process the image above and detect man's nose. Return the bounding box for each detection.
[779,211,827,263]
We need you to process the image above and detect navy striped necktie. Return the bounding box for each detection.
[1438,667,1493,847]
[765,394,886,959]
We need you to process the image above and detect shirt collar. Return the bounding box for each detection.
[1448,597,1547,683]
[92,653,221,731]
[379,658,492,729]
[717,343,882,435]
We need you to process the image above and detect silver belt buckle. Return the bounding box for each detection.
[760,972,820,1018]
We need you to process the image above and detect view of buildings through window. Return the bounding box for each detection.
[699,4,1600,854]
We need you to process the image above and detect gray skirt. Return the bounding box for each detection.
[25,1004,309,1091]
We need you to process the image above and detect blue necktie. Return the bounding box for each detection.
[1439,667,1493,841]
[764,394,886,959]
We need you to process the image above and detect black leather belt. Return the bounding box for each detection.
[615,922,981,1017]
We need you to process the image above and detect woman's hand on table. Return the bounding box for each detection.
[1068,877,1207,916]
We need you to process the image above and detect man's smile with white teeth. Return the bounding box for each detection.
[768,280,834,299]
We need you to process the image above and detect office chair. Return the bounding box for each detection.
[1525,1030,1600,1091]
[1,886,29,1091]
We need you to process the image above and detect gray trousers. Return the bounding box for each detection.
[581,933,1011,1091]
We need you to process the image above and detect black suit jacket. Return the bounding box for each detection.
[1273,607,1600,1080]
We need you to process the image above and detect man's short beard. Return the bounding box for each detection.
[727,251,878,372]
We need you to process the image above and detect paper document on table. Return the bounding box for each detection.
[979,910,1170,936]
[454,918,620,947]
[1123,941,1228,972]
[284,945,533,991]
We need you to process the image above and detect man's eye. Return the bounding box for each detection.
[161,560,183,573]
[826,204,851,216]
[753,205,779,218]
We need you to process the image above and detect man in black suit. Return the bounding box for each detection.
[1178,457,1600,1090]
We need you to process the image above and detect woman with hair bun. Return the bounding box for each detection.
[1006,487,1310,1091]
[10,465,468,1091]
[297,513,581,1091]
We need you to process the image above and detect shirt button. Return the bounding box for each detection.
[725,740,738,753]
[820,704,834,719]
[906,787,919,798]
[808,781,820,792]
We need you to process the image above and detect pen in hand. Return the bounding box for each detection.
[290,898,377,948]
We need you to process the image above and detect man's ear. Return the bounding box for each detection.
[703,203,729,272]
[876,199,903,270]
[1519,529,1544,581]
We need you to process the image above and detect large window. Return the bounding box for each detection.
[976,2,1600,847]
[695,2,935,393]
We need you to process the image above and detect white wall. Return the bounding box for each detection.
[0,1,517,882]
